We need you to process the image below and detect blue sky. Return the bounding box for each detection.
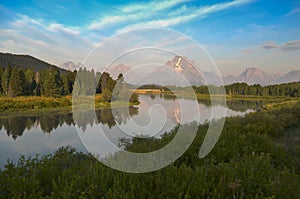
[0,0,299,75]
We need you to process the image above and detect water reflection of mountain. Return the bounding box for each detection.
[0,106,138,140]
[0,94,262,140]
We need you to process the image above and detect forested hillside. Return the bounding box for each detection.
[0,52,66,73]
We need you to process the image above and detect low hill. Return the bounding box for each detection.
[0,52,67,73]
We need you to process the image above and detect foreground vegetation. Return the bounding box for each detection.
[0,100,299,198]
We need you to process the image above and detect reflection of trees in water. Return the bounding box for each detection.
[2,117,28,140]
[110,107,139,126]
[0,106,139,139]
[226,100,264,111]
[74,110,95,132]
[75,106,139,130]
[96,109,115,128]
[62,113,75,126]
[197,99,263,111]
[39,115,60,133]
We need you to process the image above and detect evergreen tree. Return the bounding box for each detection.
[61,75,69,95]
[0,66,4,95]
[8,68,27,97]
[99,72,108,92]
[25,68,35,95]
[35,71,41,96]
[85,69,95,95]
[95,71,101,93]
[42,67,63,97]
[1,65,12,96]
[66,70,77,94]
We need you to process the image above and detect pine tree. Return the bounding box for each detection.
[35,71,41,96]
[62,75,69,95]
[1,65,12,96]
[25,68,35,95]
[0,66,4,94]
[42,67,62,97]
[95,71,101,93]
[8,68,27,97]
[66,70,77,94]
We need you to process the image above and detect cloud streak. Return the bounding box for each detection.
[262,41,300,51]
[89,0,186,30]
[89,0,255,32]
[0,14,94,64]
[117,0,255,33]
[286,7,300,17]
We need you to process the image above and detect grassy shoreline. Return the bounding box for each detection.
[0,93,297,114]
[0,95,139,116]
[155,91,298,101]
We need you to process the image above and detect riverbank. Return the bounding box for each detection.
[0,95,139,116]
[152,90,297,102]
[0,92,296,115]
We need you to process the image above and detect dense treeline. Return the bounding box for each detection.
[0,65,76,97]
[0,66,138,103]
[137,82,300,98]
[0,100,299,198]
[192,82,300,97]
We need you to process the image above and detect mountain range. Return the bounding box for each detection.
[101,56,300,86]
[1,52,299,86]
[223,67,300,86]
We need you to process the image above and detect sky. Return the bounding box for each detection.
[0,0,299,75]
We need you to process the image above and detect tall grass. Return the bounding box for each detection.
[0,96,72,111]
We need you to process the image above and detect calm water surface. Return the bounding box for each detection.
[0,94,259,167]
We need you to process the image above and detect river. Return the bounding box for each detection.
[0,94,260,168]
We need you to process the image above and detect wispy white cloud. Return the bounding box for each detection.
[121,0,186,13]
[47,23,80,36]
[12,15,81,38]
[117,0,255,33]
[0,14,94,64]
[286,7,300,17]
[89,0,187,30]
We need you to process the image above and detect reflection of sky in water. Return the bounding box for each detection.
[0,125,87,168]
[0,95,254,168]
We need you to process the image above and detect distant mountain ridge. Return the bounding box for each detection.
[59,61,83,71]
[275,70,300,84]
[103,55,300,86]
[224,67,300,86]
[0,52,67,73]
[1,52,299,86]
